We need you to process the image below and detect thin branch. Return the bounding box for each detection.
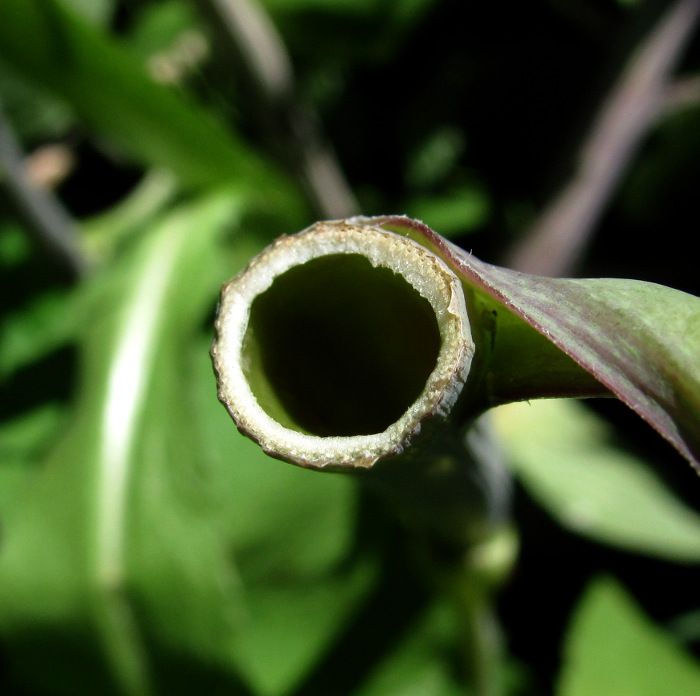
[209,0,292,101]
[660,73,700,115]
[198,0,359,219]
[506,0,700,277]
[0,102,87,279]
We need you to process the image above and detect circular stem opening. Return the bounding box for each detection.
[243,254,441,436]
[212,221,473,469]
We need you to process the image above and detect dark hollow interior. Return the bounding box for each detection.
[243,254,441,436]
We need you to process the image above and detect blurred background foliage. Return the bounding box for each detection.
[1,0,700,694]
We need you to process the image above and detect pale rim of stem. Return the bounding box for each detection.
[212,219,474,470]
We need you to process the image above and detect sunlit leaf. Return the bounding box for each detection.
[0,193,248,693]
[492,399,700,561]
[0,191,374,695]
[558,577,700,696]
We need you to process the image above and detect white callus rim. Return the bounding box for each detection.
[212,220,474,469]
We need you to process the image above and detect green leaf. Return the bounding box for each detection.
[60,0,114,26]
[0,193,373,696]
[229,562,375,696]
[558,577,700,696]
[82,170,179,260]
[126,0,196,58]
[405,183,490,238]
[492,399,700,561]
[190,336,378,694]
[0,221,32,267]
[372,216,700,473]
[354,601,462,696]
[0,0,295,198]
[0,193,249,694]
[0,172,181,381]
[0,61,74,140]
[0,404,64,514]
[0,288,82,379]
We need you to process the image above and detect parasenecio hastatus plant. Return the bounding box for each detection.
[212,215,700,550]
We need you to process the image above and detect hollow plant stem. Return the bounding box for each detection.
[212,219,520,695]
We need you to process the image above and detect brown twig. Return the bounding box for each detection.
[197,0,358,219]
[0,102,86,279]
[506,0,700,277]
[661,73,700,115]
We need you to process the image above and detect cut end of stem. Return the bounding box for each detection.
[212,219,474,470]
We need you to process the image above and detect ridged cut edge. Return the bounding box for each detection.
[212,220,474,470]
